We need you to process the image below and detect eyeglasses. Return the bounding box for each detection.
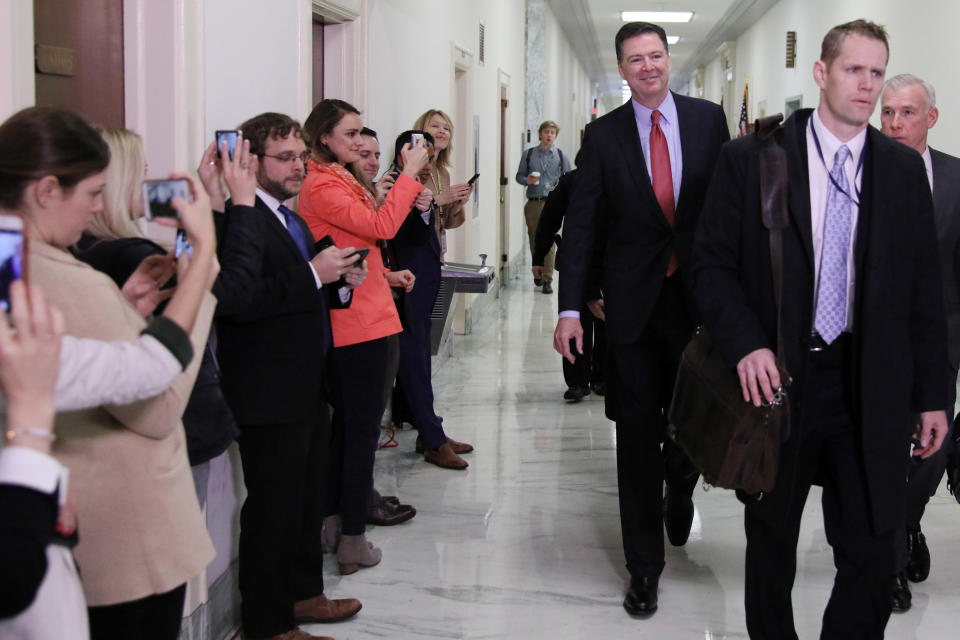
[262,152,311,164]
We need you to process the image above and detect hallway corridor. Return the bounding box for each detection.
[307,281,960,639]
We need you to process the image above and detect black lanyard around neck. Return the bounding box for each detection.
[810,119,866,206]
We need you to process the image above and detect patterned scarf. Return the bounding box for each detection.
[310,159,377,210]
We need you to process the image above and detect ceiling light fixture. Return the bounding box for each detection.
[621,11,694,23]
[667,36,680,44]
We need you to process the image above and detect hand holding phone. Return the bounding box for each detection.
[142,178,191,220]
[215,130,241,160]
[345,248,369,268]
[467,173,480,185]
[0,215,25,312]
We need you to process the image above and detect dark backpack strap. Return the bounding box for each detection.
[558,148,565,173]
[756,113,789,375]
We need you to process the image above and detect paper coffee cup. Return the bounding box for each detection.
[531,171,541,184]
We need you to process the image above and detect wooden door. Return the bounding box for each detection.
[34,0,124,127]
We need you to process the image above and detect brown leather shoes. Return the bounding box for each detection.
[423,442,468,470]
[368,499,416,526]
[415,435,474,454]
[293,594,362,624]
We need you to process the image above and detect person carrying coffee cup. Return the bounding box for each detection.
[516,120,570,294]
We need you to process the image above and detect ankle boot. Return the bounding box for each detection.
[337,533,382,575]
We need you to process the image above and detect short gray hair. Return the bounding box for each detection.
[883,73,937,110]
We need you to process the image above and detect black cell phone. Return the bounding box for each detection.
[175,229,193,259]
[346,247,369,266]
[142,178,191,220]
[467,173,480,185]
[313,234,336,254]
[0,215,25,312]
[215,129,241,160]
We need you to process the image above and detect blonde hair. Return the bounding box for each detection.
[88,127,146,240]
[413,109,454,172]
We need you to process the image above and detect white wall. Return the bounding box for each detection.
[713,0,960,154]
[0,0,35,121]
[365,0,528,272]
[541,4,593,161]
[203,0,312,147]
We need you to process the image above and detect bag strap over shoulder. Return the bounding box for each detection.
[756,114,789,376]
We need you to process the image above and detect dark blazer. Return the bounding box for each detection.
[533,169,576,269]
[0,484,57,618]
[559,92,730,344]
[213,197,347,425]
[930,148,960,370]
[693,109,952,531]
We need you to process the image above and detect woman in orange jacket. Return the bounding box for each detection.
[298,99,430,574]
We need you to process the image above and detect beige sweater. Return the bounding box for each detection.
[30,240,216,606]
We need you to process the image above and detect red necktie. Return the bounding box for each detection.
[650,110,678,276]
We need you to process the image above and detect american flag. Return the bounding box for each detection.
[737,83,749,137]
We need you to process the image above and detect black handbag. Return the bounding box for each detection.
[668,115,791,496]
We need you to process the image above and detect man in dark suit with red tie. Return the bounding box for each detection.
[554,22,729,616]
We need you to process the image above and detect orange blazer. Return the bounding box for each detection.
[299,165,423,347]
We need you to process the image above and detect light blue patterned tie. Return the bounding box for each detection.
[814,145,852,344]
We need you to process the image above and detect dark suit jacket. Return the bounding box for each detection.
[0,484,57,618]
[693,109,952,531]
[213,197,347,425]
[930,148,960,371]
[533,169,576,268]
[559,92,730,344]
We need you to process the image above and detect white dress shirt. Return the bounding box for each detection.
[922,146,933,191]
[807,109,867,333]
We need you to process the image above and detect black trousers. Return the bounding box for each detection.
[395,275,449,449]
[88,583,186,640]
[894,409,956,573]
[562,302,606,389]
[237,415,329,637]
[744,337,893,640]
[609,275,698,578]
[328,337,389,534]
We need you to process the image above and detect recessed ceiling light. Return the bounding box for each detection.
[666,36,680,45]
[621,11,694,23]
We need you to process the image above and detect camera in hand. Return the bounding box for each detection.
[175,229,193,259]
[0,215,25,312]
[142,178,191,220]
[215,129,241,160]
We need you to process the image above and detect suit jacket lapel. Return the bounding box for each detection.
[931,148,951,231]
[675,93,695,220]
[786,110,814,269]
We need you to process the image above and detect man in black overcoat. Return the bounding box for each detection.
[693,20,952,639]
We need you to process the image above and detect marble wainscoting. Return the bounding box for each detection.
[302,284,960,640]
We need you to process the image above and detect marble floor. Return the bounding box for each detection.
[304,281,960,640]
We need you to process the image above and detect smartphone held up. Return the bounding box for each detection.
[142,178,191,221]
[0,215,25,312]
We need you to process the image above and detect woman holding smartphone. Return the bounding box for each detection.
[412,109,474,251]
[0,106,218,640]
[299,98,429,574]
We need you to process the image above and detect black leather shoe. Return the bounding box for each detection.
[663,486,695,546]
[906,527,930,583]
[541,282,553,294]
[563,386,589,402]
[890,572,912,612]
[590,381,605,396]
[534,277,543,287]
[623,575,658,616]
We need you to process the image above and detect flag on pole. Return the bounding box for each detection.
[738,83,749,137]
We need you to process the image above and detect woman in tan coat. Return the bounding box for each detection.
[0,106,219,640]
